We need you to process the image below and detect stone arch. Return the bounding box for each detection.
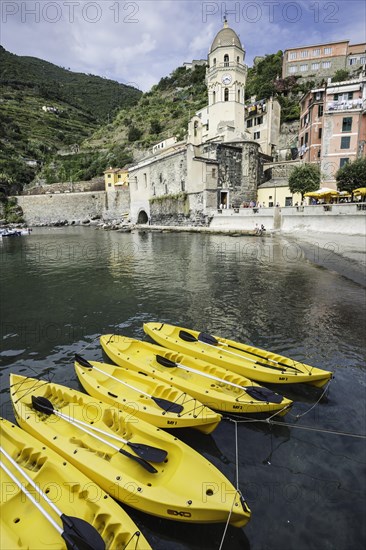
[137,209,149,224]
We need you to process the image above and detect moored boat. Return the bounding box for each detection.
[100,335,292,415]
[10,374,251,528]
[74,354,222,434]
[143,323,332,388]
[0,417,151,550]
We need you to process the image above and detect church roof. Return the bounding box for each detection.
[210,19,242,52]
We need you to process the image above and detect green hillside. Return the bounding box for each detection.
[39,64,208,185]
[0,47,306,196]
[0,46,142,194]
[86,64,208,150]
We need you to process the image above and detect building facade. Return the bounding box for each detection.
[322,75,366,184]
[298,88,325,162]
[297,73,366,186]
[245,97,281,156]
[283,40,366,81]
[127,19,263,224]
[104,167,129,191]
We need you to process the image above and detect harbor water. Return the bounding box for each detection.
[0,227,365,550]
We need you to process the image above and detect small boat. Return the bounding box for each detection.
[0,416,151,550]
[10,374,251,528]
[74,354,222,434]
[0,228,22,237]
[100,335,292,415]
[143,323,332,388]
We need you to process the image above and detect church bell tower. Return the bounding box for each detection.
[206,18,247,140]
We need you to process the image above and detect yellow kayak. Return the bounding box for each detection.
[100,335,292,416]
[143,323,332,388]
[10,374,251,528]
[0,417,151,550]
[74,354,221,434]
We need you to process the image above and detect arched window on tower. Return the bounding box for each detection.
[224,88,229,102]
[224,54,229,67]
[213,91,216,104]
[213,58,216,66]
[237,56,240,63]
[194,120,198,137]
[238,89,241,102]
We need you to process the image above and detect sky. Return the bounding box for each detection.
[1,0,365,91]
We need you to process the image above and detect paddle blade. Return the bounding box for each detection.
[179,330,198,343]
[75,354,94,370]
[153,397,184,414]
[32,395,55,415]
[128,442,168,463]
[156,355,177,368]
[61,515,105,550]
[198,332,219,346]
[244,386,284,404]
[118,448,158,474]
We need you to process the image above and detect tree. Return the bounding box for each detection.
[150,119,162,135]
[128,126,143,142]
[336,158,366,192]
[288,163,320,198]
[332,69,350,83]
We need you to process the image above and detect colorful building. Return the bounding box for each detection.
[283,40,366,80]
[104,168,129,191]
[245,97,281,156]
[297,72,366,186]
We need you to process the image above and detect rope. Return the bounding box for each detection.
[224,415,366,440]
[289,380,331,419]
[77,334,100,354]
[218,419,240,550]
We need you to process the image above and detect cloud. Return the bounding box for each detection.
[1,0,365,90]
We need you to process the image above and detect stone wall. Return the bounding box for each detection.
[16,189,130,225]
[23,178,104,195]
[149,193,209,226]
[209,203,366,235]
[241,141,260,202]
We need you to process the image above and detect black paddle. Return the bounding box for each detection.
[155,355,284,404]
[32,396,158,474]
[0,447,105,550]
[75,354,184,414]
[179,330,302,373]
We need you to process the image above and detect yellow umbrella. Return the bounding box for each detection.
[304,187,339,198]
[353,187,366,195]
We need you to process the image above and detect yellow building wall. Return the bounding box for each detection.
[104,170,128,191]
[257,186,302,207]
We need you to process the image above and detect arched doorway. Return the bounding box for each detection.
[137,209,149,224]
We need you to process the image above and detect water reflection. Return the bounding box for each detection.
[0,227,365,550]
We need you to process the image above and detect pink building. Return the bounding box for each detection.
[298,73,366,187]
[283,40,366,80]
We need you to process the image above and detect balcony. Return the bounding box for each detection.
[326,98,364,112]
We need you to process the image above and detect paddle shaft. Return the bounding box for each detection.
[54,410,132,453]
[79,362,183,412]
[218,341,304,371]
[54,409,137,447]
[88,364,154,399]
[0,452,63,534]
[49,408,167,462]
[199,339,298,372]
[42,407,156,473]
[156,355,248,391]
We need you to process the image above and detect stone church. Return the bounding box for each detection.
[127,19,268,225]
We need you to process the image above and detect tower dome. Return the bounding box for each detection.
[210,18,242,52]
